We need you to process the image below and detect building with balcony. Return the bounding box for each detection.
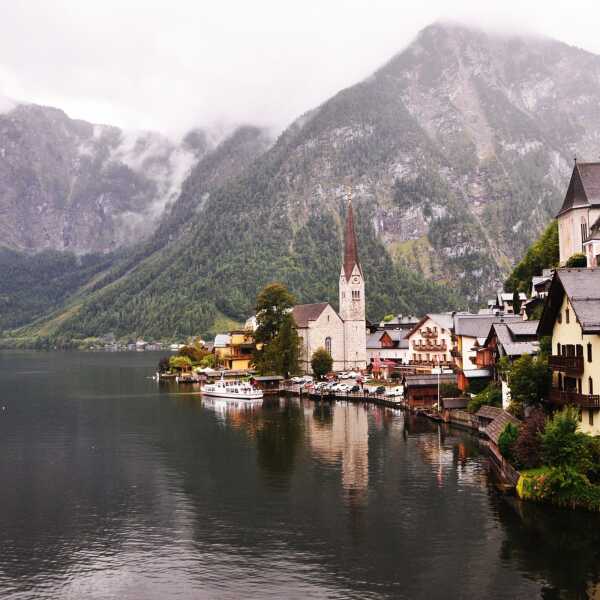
[213,330,256,371]
[475,320,539,408]
[366,329,409,364]
[538,268,600,433]
[406,313,454,369]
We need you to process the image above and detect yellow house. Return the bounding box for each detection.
[538,268,600,434]
[213,330,255,371]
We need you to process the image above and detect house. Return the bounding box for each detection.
[366,329,410,364]
[556,161,600,265]
[378,314,419,331]
[403,373,457,409]
[406,313,454,369]
[538,268,600,434]
[293,199,367,373]
[453,313,521,393]
[213,330,255,371]
[475,406,521,446]
[491,291,527,315]
[251,375,284,394]
[475,320,539,409]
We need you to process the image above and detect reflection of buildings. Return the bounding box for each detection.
[306,403,369,502]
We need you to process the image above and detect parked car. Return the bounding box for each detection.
[338,372,351,379]
[375,386,386,395]
[291,376,304,384]
[350,385,360,393]
[336,383,350,393]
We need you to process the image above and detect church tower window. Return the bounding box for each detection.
[325,337,332,354]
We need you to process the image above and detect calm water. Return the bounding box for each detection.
[1,352,600,599]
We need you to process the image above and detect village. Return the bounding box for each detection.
[156,160,600,512]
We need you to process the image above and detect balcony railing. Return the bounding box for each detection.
[548,355,584,375]
[421,329,438,339]
[413,341,447,351]
[548,389,600,408]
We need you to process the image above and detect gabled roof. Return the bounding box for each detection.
[292,302,331,328]
[342,200,362,280]
[506,320,539,337]
[538,268,600,335]
[453,313,521,339]
[476,407,521,445]
[367,332,384,349]
[407,312,455,337]
[214,334,231,347]
[486,322,539,357]
[557,162,600,217]
[404,373,457,387]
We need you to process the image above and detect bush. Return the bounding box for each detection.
[498,422,520,463]
[467,383,502,413]
[311,347,333,380]
[158,356,171,373]
[541,406,591,472]
[440,382,461,398]
[565,252,587,268]
[513,407,546,469]
[507,354,551,413]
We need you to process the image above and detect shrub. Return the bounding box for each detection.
[507,354,551,413]
[541,406,591,472]
[565,252,587,268]
[158,356,171,373]
[513,407,546,469]
[498,422,520,463]
[467,383,502,413]
[440,382,461,398]
[311,347,333,380]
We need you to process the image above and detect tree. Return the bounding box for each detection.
[512,289,522,315]
[507,354,551,416]
[513,407,546,469]
[467,383,502,413]
[498,422,520,464]
[311,347,333,379]
[565,253,587,268]
[276,314,300,378]
[158,356,171,373]
[253,283,299,376]
[541,406,591,472]
[169,355,192,371]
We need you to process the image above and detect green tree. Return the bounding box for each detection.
[311,347,333,379]
[505,220,559,293]
[169,355,192,371]
[253,283,299,376]
[507,354,551,416]
[565,252,587,268]
[512,289,522,315]
[276,314,300,378]
[541,406,591,472]
[468,383,502,413]
[498,422,520,464]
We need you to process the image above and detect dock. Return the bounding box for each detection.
[281,384,404,409]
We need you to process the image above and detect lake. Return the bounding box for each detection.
[1,351,599,599]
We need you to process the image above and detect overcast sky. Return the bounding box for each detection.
[2,0,600,135]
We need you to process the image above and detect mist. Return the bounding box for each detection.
[2,0,600,135]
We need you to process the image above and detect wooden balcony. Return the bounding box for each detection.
[420,329,438,339]
[413,341,447,351]
[548,389,600,408]
[548,355,584,375]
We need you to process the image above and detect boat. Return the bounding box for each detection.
[202,376,263,400]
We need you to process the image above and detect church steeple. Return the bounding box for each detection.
[343,198,362,281]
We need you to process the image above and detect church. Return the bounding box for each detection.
[292,201,368,373]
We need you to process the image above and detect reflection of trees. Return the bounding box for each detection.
[491,490,600,598]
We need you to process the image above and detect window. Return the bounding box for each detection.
[558,311,562,324]
[578,378,582,394]
[327,315,330,322]
[590,377,594,395]
[557,342,561,356]
[325,337,331,354]
[588,343,593,363]
[566,309,570,324]
[581,221,588,244]
[590,410,594,427]
[351,290,360,301]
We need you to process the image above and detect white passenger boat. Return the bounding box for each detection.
[202,376,263,400]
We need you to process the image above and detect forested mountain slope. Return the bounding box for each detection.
[6,22,600,342]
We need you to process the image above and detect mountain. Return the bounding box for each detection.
[6,22,600,343]
[0,102,213,254]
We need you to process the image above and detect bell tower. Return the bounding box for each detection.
[339,194,367,369]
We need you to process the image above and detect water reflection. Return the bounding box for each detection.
[2,352,600,599]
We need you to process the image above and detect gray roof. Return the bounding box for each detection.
[214,334,231,347]
[404,373,457,387]
[463,368,492,378]
[548,269,600,333]
[476,407,521,445]
[453,313,521,339]
[367,332,383,349]
[506,320,539,337]
[492,323,539,357]
[292,303,330,328]
[425,313,455,331]
[387,329,408,342]
[253,375,284,381]
[558,162,600,216]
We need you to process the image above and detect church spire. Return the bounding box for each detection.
[343,195,361,280]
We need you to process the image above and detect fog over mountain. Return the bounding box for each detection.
[4,21,600,344]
